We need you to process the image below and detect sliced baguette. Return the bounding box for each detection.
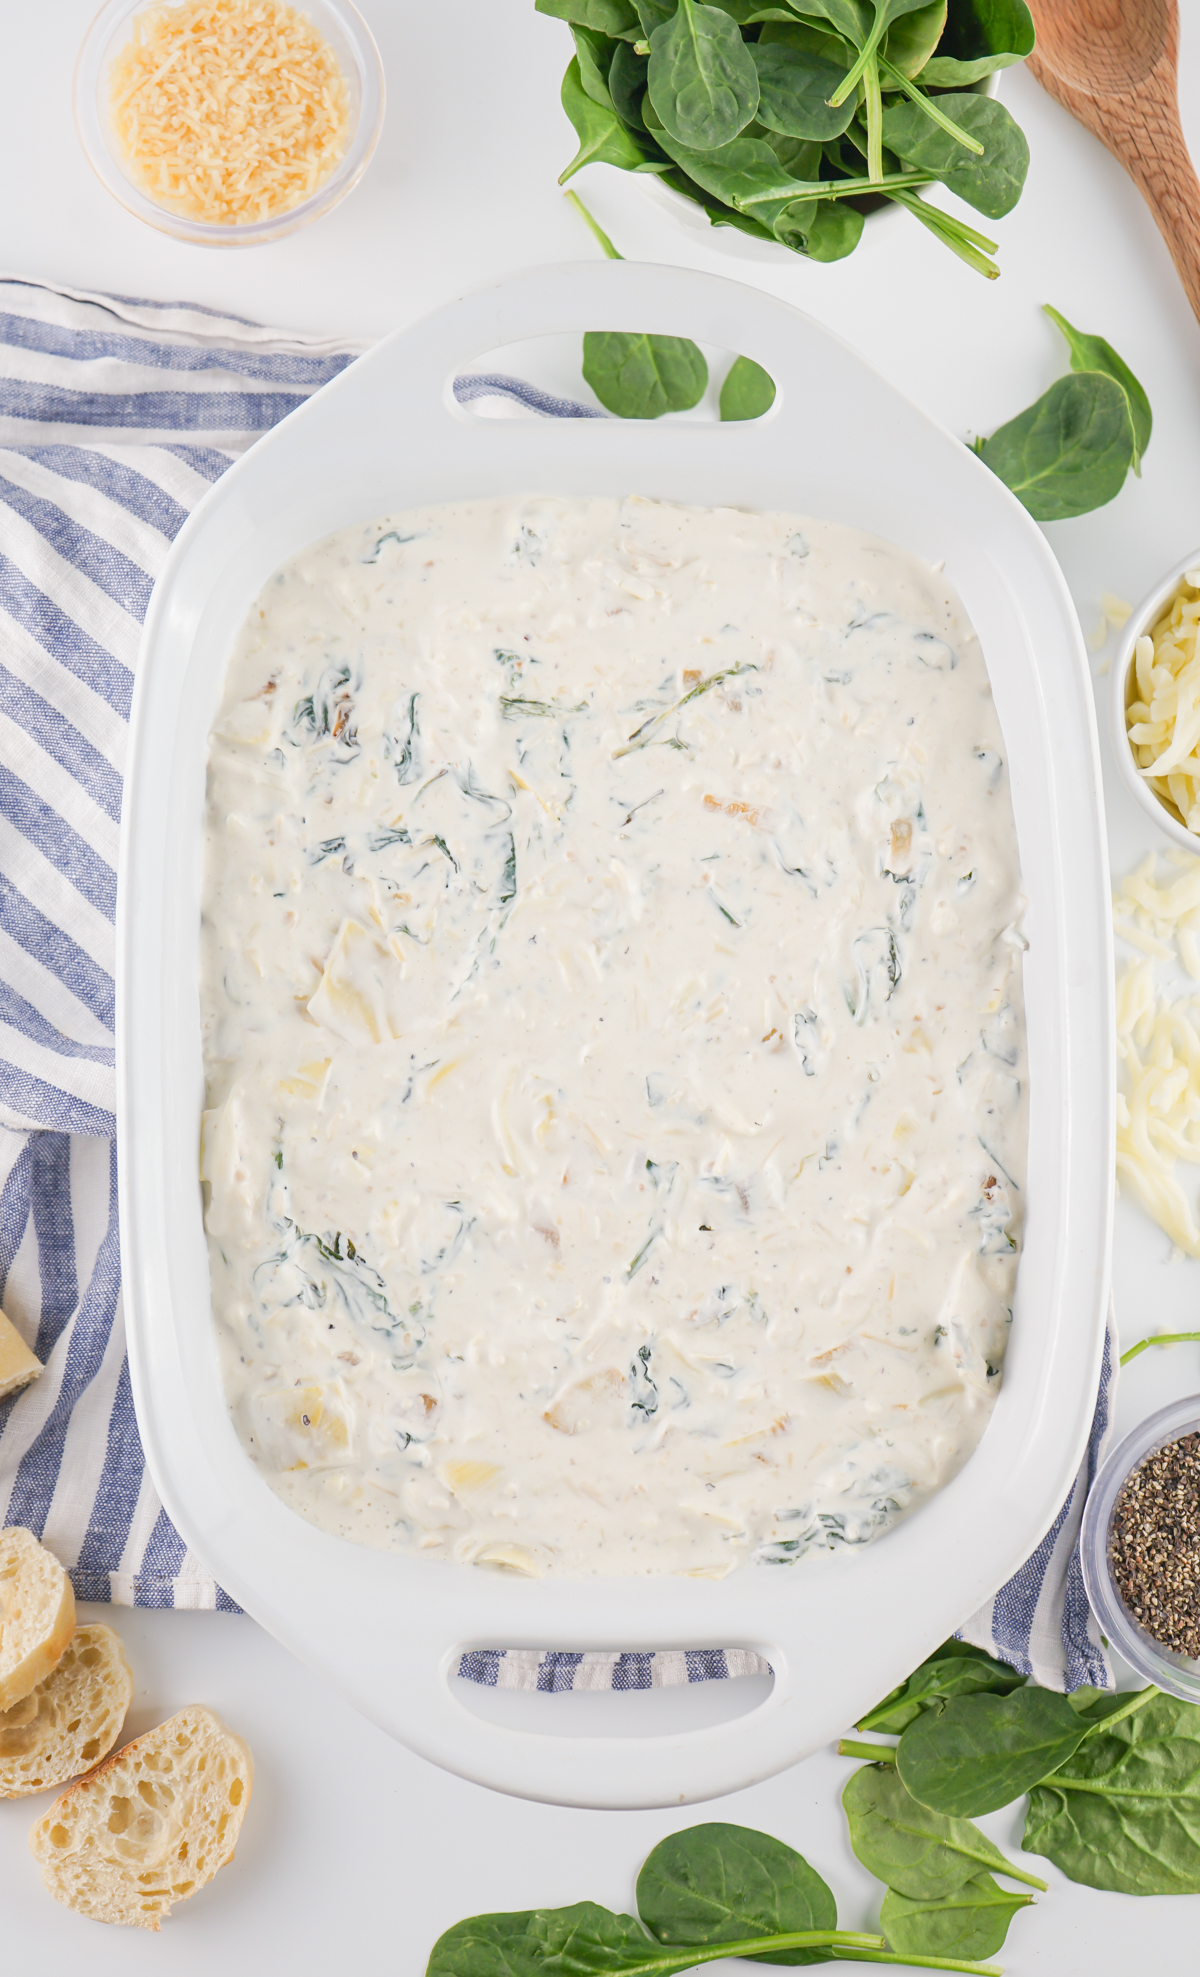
[0,1624,132,1798]
[30,1704,253,1930]
[0,1526,75,1710]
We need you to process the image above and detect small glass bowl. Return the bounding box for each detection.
[73,0,384,247]
[1110,547,1200,855]
[1081,1393,1200,1701]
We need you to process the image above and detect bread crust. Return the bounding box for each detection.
[29,1704,253,1929]
[0,1527,75,1711]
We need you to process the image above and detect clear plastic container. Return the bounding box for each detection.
[1081,1393,1200,1701]
[73,0,384,246]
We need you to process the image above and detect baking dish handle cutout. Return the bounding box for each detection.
[376,261,830,438]
[351,1630,794,1810]
[451,335,778,426]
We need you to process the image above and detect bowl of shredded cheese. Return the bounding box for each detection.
[1114,549,1200,853]
[74,0,384,244]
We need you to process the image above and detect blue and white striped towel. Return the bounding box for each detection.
[0,273,1115,1688]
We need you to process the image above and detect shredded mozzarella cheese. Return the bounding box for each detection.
[1125,568,1200,835]
[1115,854,1200,1254]
[108,0,350,226]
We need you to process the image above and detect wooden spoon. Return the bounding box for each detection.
[1026,0,1200,323]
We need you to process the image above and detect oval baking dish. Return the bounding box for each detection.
[118,261,1112,1810]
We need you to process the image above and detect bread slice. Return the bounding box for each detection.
[30,1705,253,1930]
[0,1624,132,1798]
[0,1527,75,1710]
[0,1311,40,1398]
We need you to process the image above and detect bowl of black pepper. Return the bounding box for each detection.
[1082,1395,1200,1700]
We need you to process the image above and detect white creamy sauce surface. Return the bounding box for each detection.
[199,495,1027,1578]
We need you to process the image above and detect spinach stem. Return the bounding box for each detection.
[589,1931,1001,1975]
[740,170,933,207]
[838,1737,899,1763]
[885,189,1000,278]
[827,13,888,107]
[877,54,985,153]
[564,189,622,261]
[848,1958,1003,1975]
[1119,1330,1200,1366]
[863,48,884,182]
[1078,1686,1159,1735]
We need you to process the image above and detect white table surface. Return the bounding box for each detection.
[4,0,1200,1965]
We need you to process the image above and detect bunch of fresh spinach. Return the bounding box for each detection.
[844,1637,1200,1899]
[427,1818,1011,1974]
[535,0,1035,275]
[975,304,1153,518]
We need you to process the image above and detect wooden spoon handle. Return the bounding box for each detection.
[1116,100,1200,325]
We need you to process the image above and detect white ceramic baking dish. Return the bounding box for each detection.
[118,260,1112,1811]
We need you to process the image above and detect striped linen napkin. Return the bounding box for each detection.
[0,273,1115,1690]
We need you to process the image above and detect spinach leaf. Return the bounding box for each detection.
[787,197,865,258]
[1044,302,1152,471]
[426,1902,674,1977]
[636,1823,836,1966]
[757,15,857,65]
[880,90,1028,215]
[649,118,921,225]
[721,0,809,18]
[880,1874,1033,1963]
[656,163,780,239]
[646,123,815,221]
[582,331,708,416]
[537,0,643,34]
[1024,1690,1200,1896]
[859,1648,1025,1736]
[919,0,1035,85]
[883,0,947,76]
[610,38,651,125]
[757,125,823,176]
[572,22,619,104]
[842,1762,1046,1898]
[794,0,874,48]
[635,0,675,30]
[751,38,857,139]
[720,354,777,419]
[559,56,650,180]
[897,1688,1090,1817]
[977,372,1137,520]
[647,0,760,148]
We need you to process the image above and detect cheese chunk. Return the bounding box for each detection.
[0,1313,39,1400]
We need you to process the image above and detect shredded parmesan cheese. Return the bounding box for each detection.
[1115,854,1200,1254]
[1124,568,1200,835]
[108,0,351,226]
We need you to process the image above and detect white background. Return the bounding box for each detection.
[4,0,1200,1966]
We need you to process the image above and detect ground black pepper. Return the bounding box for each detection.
[1111,1430,1200,1658]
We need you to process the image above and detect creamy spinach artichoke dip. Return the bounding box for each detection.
[199,494,1027,1578]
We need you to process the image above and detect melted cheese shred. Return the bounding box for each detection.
[108,0,350,226]
[1115,855,1200,1255]
[1125,567,1200,835]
